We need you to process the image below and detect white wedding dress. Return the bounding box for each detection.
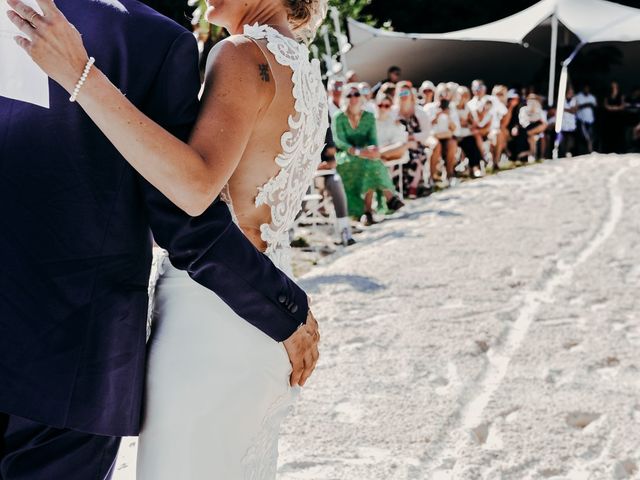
[136,25,328,480]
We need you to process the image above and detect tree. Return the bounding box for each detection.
[309,0,376,75]
[140,0,378,74]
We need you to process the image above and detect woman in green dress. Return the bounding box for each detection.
[332,84,404,225]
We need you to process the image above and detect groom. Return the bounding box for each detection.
[0,0,319,478]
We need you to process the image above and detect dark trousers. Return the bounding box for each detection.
[0,413,121,480]
[459,136,483,168]
[323,173,349,219]
[577,120,594,154]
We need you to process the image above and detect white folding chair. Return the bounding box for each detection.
[292,170,338,259]
[385,159,409,200]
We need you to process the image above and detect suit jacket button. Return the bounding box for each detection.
[278,295,287,304]
[291,305,299,314]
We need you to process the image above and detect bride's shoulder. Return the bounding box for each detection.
[202,35,275,97]
[200,36,275,111]
[205,35,266,70]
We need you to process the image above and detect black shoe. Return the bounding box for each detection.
[335,228,356,247]
[417,185,433,197]
[362,211,378,226]
[387,196,405,212]
[334,238,357,247]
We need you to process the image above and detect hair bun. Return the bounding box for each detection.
[285,0,328,43]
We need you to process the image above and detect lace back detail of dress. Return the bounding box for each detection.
[234,24,329,273]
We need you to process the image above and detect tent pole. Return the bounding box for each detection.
[330,7,349,73]
[321,25,335,75]
[548,13,559,106]
[553,42,586,159]
[553,64,569,159]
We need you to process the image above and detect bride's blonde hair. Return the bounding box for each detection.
[284,0,329,43]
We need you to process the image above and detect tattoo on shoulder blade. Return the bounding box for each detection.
[259,64,270,82]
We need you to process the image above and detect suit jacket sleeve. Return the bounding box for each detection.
[140,31,309,342]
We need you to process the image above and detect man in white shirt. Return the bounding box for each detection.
[575,84,597,153]
[561,86,579,157]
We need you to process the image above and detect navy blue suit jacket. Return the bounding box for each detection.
[0,0,308,437]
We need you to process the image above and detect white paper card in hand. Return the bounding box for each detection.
[0,0,49,108]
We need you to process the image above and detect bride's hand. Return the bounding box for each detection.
[7,0,90,93]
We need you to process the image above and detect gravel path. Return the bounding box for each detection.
[114,154,640,480]
[277,154,640,480]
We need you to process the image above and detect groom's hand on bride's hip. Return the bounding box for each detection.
[283,310,320,387]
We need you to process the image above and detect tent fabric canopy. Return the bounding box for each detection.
[345,0,640,86]
[348,0,640,44]
[437,0,640,44]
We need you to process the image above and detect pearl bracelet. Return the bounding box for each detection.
[69,57,96,103]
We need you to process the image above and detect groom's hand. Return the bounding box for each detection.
[283,310,320,387]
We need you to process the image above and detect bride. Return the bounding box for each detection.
[7,0,328,477]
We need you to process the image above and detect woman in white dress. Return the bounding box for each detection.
[8,0,328,477]
[375,92,413,190]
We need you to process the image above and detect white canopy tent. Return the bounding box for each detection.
[346,0,640,103]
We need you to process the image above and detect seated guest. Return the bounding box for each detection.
[512,94,548,160]
[359,82,377,114]
[467,80,493,167]
[375,93,414,188]
[431,92,459,185]
[378,81,397,100]
[419,80,436,107]
[456,86,485,178]
[394,81,440,198]
[319,119,356,246]
[333,84,404,225]
[490,85,510,167]
[503,89,523,160]
[327,76,346,119]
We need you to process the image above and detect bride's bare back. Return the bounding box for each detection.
[192,25,327,257]
[221,35,295,251]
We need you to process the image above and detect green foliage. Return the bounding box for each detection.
[308,0,378,75]
[328,0,375,27]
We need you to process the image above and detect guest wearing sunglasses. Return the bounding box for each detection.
[333,85,404,225]
[327,76,346,119]
[375,93,414,189]
[419,81,436,107]
[394,81,439,198]
[359,82,377,114]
